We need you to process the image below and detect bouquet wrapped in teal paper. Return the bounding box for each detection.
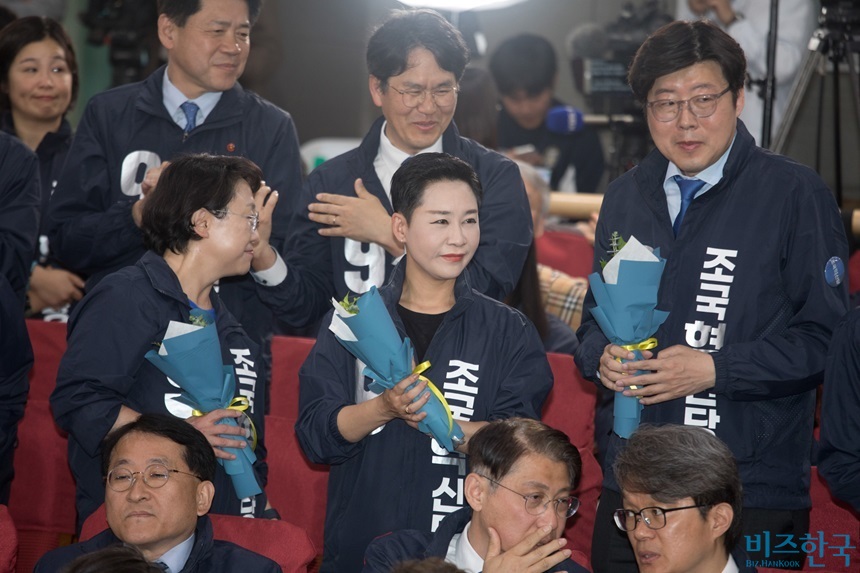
[588,235,669,438]
[145,320,261,499]
[329,287,465,453]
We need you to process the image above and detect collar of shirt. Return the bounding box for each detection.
[151,532,195,573]
[162,67,222,130]
[722,554,740,573]
[373,120,444,201]
[445,520,484,573]
[663,133,736,223]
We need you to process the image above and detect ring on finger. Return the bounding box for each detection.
[405,404,410,415]
[332,215,338,225]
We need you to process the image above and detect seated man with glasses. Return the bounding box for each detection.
[362,418,588,573]
[251,9,532,329]
[35,414,280,573]
[575,19,847,573]
[613,424,754,573]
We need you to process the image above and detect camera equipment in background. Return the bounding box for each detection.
[565,0,672,179]
[775,0,860,206]
[80,0,161,86]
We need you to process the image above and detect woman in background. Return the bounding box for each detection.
[0,16,83,319]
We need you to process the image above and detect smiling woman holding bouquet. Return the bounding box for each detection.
[297,153,554,573]
[50,154,275,528]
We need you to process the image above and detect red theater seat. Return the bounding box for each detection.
[542,352,601,561]
[82,505,316,573]
[536,229,594,280]
[0,505,17,573]
[269,336,315,419]
[9,320,76,572]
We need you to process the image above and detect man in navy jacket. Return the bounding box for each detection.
[575,20,848,572]
[362,418,588,573]
[47,0,302,344]
[35,414,281,573]
[251,9,532,328]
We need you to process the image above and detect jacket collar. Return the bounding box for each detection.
[350,115,465,172]
[136,65,246,126]
[1,111,73,156]
[380,258,475,322]
[425,507,473,557]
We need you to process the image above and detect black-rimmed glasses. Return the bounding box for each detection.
[387,84,459,109]
[211,209,259,232]
[106,463,202,492]
[476,474,580,519]
[613,505,708,531]
[646,87,732,122]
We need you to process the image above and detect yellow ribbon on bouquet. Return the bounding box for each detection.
[193,395,258,450]
[615,338,658,391]
[412,360,454,433]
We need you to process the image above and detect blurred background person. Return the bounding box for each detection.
[677,0,815,145]
[490,33,605,194]
[0,15,83,320]
[452,66,499,150]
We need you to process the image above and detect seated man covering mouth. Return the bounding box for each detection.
[613,424,754,573]
[361,417,589,573]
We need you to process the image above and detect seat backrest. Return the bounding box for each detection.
[541,352,601,561]
[9,321,77,572]
[269,336,316,420]
[536,229,594,280]
[82,505,316,573]
[0,505,17,573]
[264,414,329,553]
[804,467,860,572]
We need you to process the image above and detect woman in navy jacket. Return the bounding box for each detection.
[296,153,553,573]
[0,16,83,319]
[51,154,272,527]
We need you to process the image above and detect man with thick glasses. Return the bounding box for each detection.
[612,424,753,573]
[362,418,588,573]
[575,19,848,573]
[35,414,280,573]
[250,9,532,328]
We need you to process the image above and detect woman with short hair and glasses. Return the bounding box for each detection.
[51,154,275,528]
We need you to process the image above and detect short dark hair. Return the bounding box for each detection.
[489,33,557,96]
[0,16,79,114]
[613,424,743,552]
[101,413,217,483]
[628,20,746,105]
[141,153,262,255]
[158,0,263,27]
[366,9,469,86]
[64,545,162,573]
[469,418,582,489]
[391,152,482,222]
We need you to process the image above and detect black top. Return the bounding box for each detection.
[397,304,447,363]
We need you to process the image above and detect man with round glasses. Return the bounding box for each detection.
[612,424,753,573]
[35,414,280,572]
[575,19,848,572]
[251,9,532,328]
[362,418,589,573]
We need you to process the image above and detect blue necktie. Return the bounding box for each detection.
[673,176,706,236]
[180,101,199,134]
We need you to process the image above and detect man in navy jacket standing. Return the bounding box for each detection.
[48,0,302,345]
[251,9,532,328]
[575,20,848,572]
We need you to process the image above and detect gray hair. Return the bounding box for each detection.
[514,160,550,221]
[613,424,742,552]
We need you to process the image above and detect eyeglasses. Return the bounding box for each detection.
[613,505,708,531]
[106,463,202,492]
[387,84,459,109]
[646,87,732,122]
[211,209,259,232]
[477,474,580,519]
